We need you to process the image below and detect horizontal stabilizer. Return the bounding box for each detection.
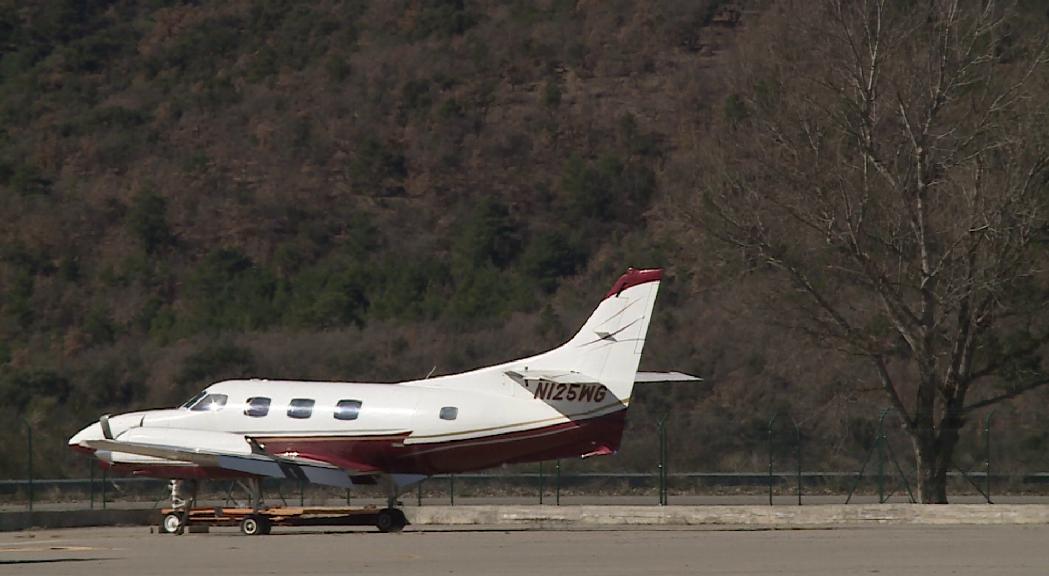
[505,370,598,386]
[507,369,701,385]
[633,371,703,383]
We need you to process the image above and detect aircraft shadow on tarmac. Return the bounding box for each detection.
[0,558,112,565]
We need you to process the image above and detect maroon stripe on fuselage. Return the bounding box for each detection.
[256,409,628,475]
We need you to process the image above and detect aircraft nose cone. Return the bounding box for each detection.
[68,421,104,446]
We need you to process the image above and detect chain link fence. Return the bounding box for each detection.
[5,407,1049,512]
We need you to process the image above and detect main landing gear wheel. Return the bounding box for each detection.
[240,515,271,536]
[375,508,407,533]
[161,512,182,534]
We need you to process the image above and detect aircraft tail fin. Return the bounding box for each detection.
[530,268,662,402]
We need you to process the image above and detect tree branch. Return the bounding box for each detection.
[963,378,1049,414]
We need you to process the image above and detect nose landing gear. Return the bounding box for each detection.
[159,479,198,535]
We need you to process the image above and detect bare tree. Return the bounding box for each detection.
[693,0,1049,502]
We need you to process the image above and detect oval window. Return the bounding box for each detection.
[439,406,458,420]
[244,397,271,417]
[287,398,315,419]
[334,400,362,421]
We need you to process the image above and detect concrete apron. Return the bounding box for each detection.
[0,509,156,532]
[4,505,1049,532]
[407,505,1049,527]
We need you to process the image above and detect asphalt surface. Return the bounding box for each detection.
[2,524,1047,576]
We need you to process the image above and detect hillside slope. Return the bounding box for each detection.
[2,1,1046,481]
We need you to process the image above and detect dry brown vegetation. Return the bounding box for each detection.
[0,1,1046,501]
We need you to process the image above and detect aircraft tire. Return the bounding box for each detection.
[376,508,407,533]
[240,515,270,536]
[160,513,182,534]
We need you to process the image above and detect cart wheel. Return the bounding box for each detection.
[161,513,182,534]
[240,515,270,536]
[375,508,407,533]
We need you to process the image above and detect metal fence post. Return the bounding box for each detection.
[795,420,802,506]
[449,474,455,506]
[659,417,668,506]
[23,419,32,516]
[538,461,544,505]
[555,460,561,506]
[767,415,776,506]
[985,410,996,504]
[416,481,422,507]
[299,479,304,506]
[90,463,95,510]
[877,418,886,503]
[102,467,107,510]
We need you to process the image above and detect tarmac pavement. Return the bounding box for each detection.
[1,523,1048,576]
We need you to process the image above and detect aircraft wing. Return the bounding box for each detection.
[83,428,363,488]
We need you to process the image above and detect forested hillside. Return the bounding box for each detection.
[2,0,1047,487]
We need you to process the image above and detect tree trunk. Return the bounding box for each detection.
[916,455,949,504]
[913,425,960,504]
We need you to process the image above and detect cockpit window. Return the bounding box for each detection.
[190,393,228,412]
[180,391,207,409]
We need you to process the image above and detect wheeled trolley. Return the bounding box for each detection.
[158,506,408,535]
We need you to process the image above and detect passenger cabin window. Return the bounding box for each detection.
[439,406,458,420]
[190,394,228,412]
[244,397,271,417]
[287,398,315,419]
[334,400,362,421]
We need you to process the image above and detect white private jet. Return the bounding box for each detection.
[69,267,698,533]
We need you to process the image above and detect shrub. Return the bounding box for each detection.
[348,138,407,195]
[542,79,562,107]
[247,45,280,82]
[618,113,660,157]
[560,154,656,224]
[126,188,173,253]
[444,265,508,322]
[724,93,748,126]
[9,162,51,196]
[413,0,478,39]
[453,197,522,269]
[519,229,587,293]
[83,359,144,410]
[368,257,451,321]
[402,78,433,113]
[285,261,369,328]
[325,54,351,83]
[82,305,115,346]
[0,369,71,412]
[3,268,35,329]
[184,249,277,332]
